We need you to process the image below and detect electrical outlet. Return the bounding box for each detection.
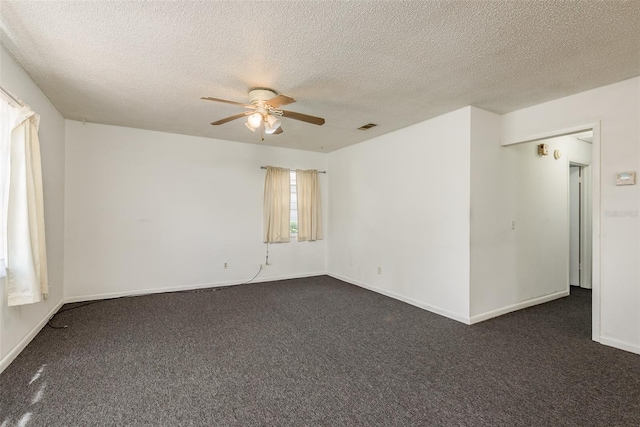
[511,220,516,230]
[377,266,382,275]
[224,262,228,269]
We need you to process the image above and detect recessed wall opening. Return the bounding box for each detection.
[569,162,593,293]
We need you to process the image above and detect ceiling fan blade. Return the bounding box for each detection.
[211,112,247,125]
[273,127,284,134]
[281,110,325,126]
[201,97,254,108]
[266,94,296,108]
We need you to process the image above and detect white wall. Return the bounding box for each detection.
[327,107,471,322]
[504,137,569,302]
[501,77,640,354]
[469,107,518,319]
[0,45,66,370]
[64,121,327,300]
[511,136,592,305]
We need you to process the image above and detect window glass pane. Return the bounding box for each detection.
[290,170,297,235]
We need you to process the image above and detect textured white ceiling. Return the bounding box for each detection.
[1,1,639,152]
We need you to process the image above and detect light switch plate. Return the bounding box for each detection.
[616,171,636,186]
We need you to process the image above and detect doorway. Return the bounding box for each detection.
[505,123,600,342]
[569,164,593,289]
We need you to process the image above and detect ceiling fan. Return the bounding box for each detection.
[202,88,325,139]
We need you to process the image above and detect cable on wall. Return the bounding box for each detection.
[265,243,269,266]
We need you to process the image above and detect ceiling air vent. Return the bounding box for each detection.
[358,123,377,130]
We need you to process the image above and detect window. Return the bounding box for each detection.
[290,170,298,236]
[0,90,49,303]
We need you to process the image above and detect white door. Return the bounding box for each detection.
[569,166,580,286]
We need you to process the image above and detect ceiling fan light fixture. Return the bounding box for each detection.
[247,112,262,128]
[245,122,256,132]
[264,114,281,134]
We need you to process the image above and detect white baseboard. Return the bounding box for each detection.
[64,271,327,303]
[469,289,570,324]
[599,335,640,355]
[0,299,64,374]
[328,273,470,324]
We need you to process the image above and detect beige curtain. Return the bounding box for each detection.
[296,169,323,242]
[263,166,291,243]
[6,106,48,306]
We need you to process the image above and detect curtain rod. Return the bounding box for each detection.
[0,86,25,107]
[261,166,326,174]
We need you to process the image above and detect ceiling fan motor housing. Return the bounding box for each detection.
[249,89,278,105]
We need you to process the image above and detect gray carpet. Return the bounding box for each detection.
[1,276,639,426]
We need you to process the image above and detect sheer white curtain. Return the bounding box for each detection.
[263,166,291,243]
[296,169,323,242]
[1,96,48,306]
